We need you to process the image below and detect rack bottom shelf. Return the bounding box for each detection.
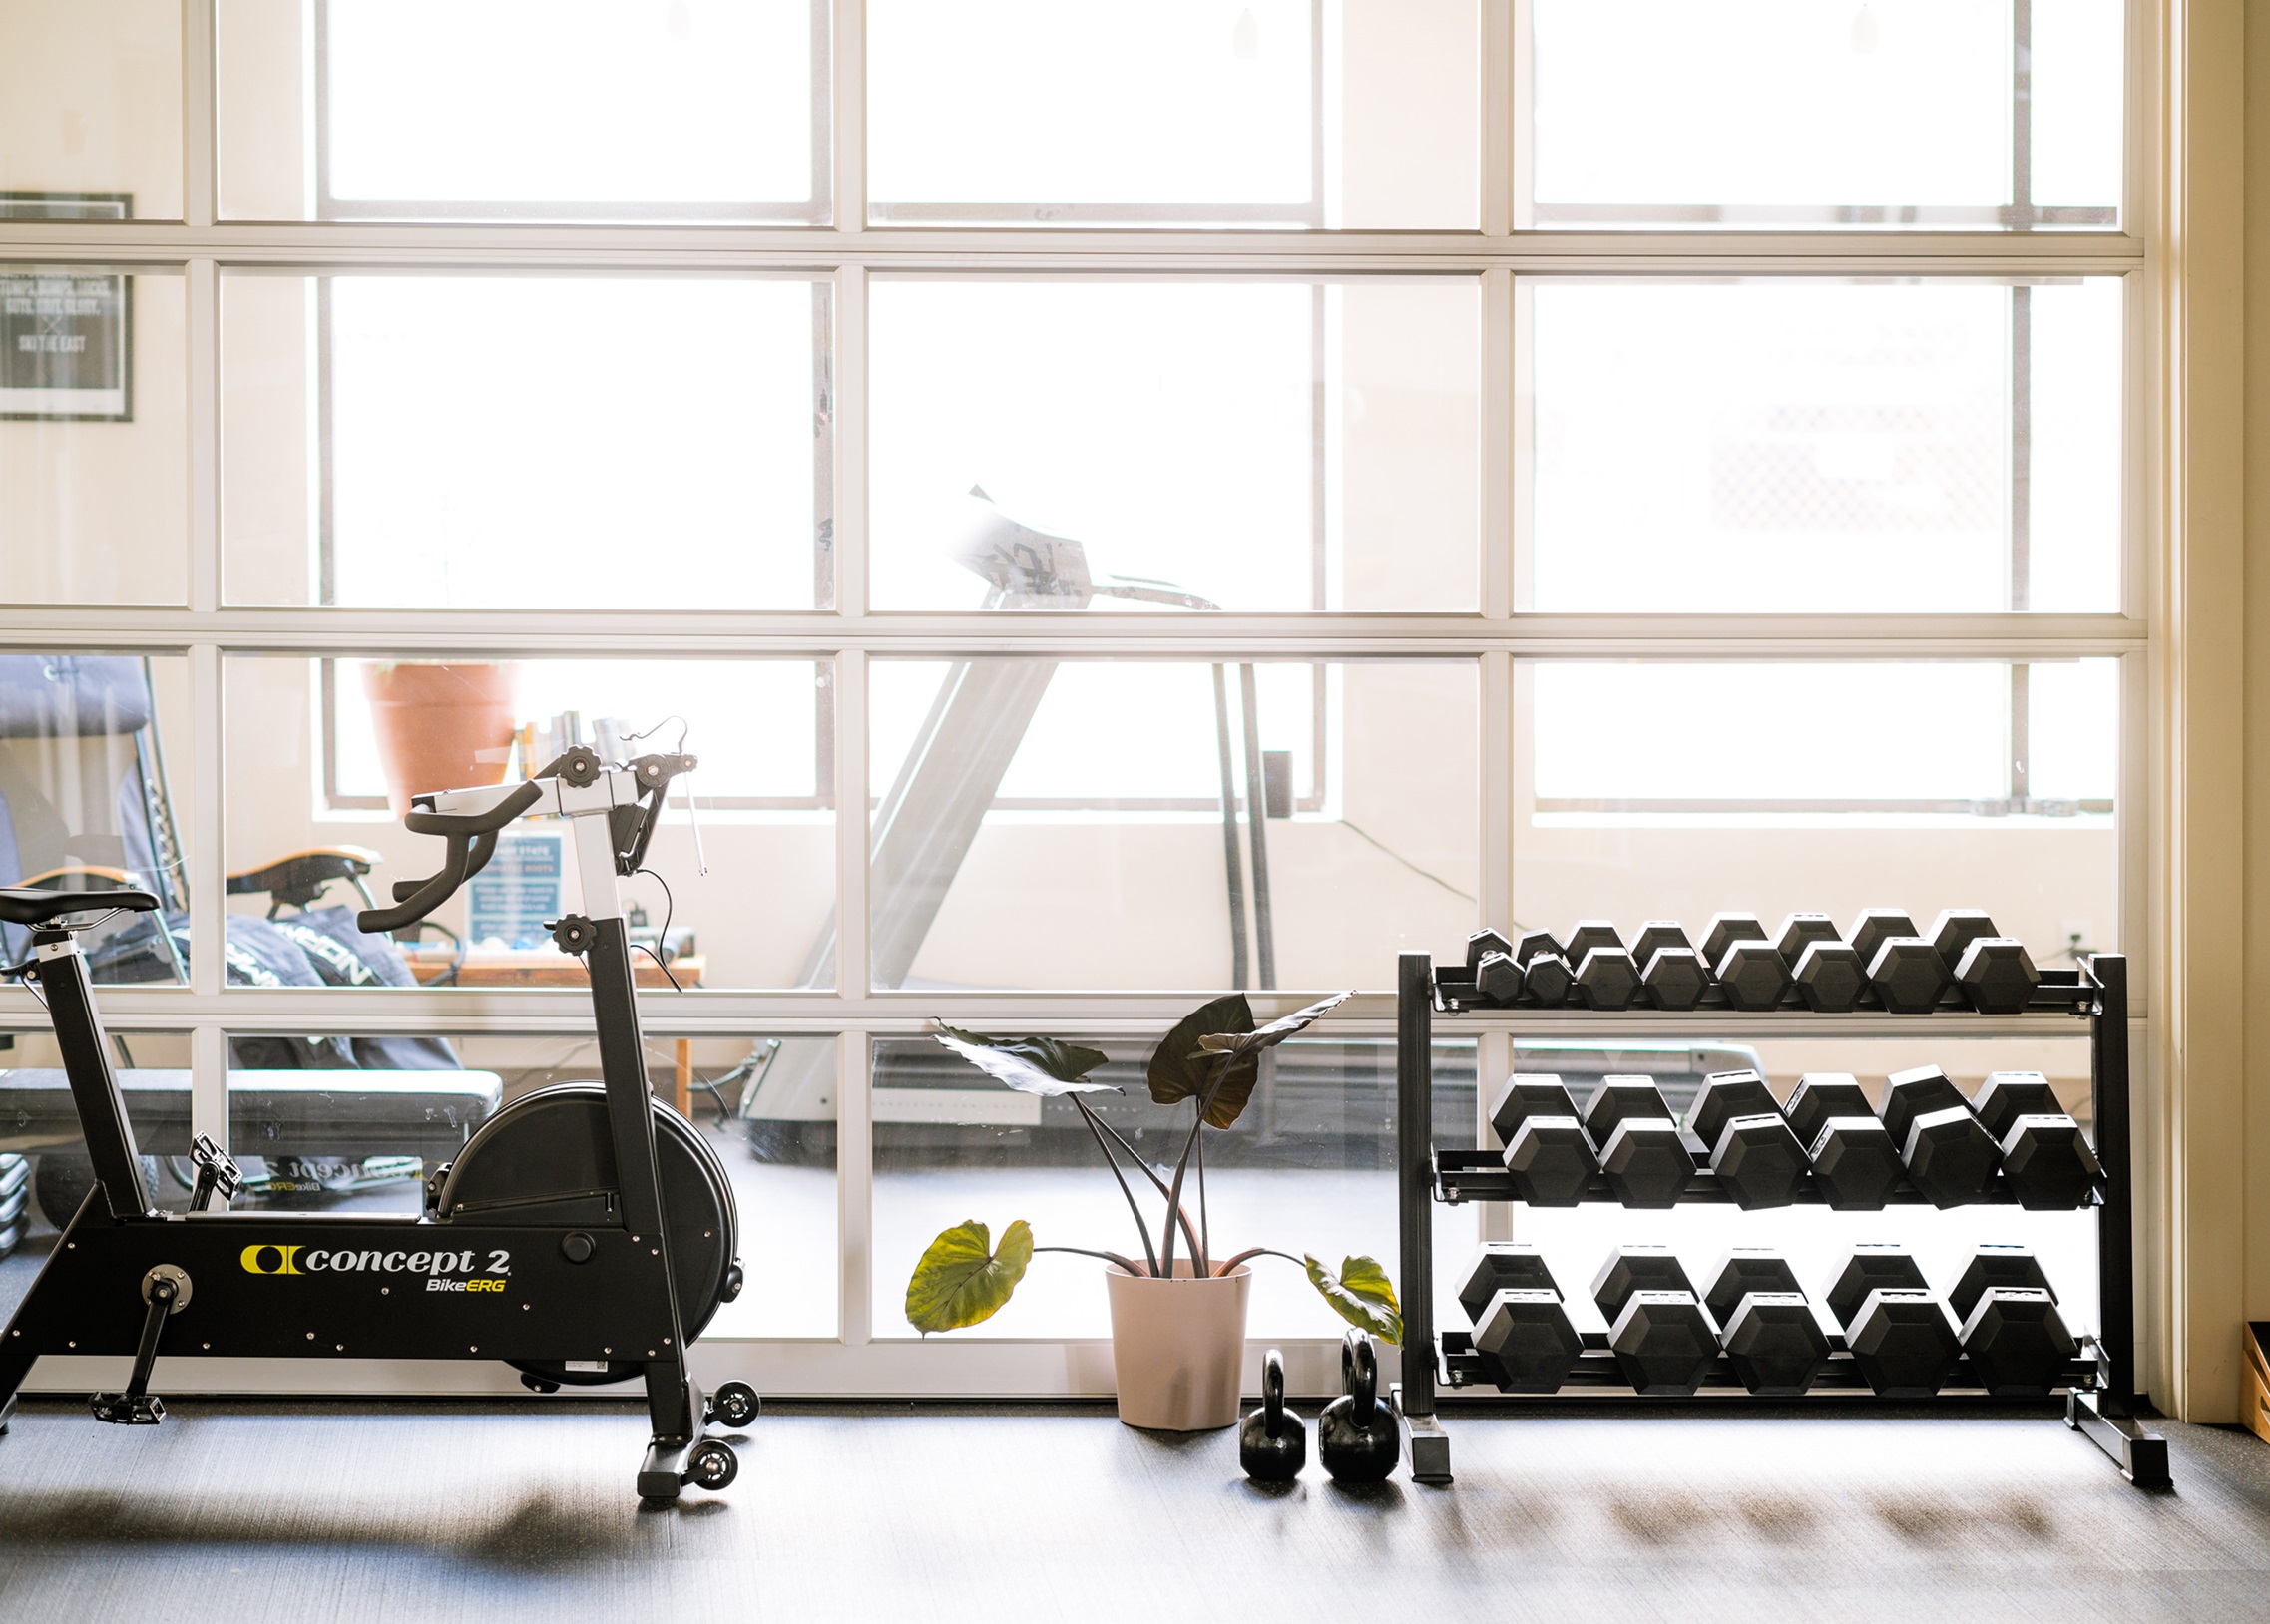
[1438,1330,2101,1397]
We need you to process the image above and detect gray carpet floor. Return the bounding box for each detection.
[0,1399,2265,1622]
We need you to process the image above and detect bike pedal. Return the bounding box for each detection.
[89,1392,166,1425]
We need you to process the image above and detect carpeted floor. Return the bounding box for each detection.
[0,1399,2264,1622]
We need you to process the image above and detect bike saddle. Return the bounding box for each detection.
[0,886,163,926]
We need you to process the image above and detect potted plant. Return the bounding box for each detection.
[361,660,522,816]
[902,991,1401,1431]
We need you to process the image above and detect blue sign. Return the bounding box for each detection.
[468,831,562,950]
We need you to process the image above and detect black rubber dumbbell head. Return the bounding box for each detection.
[1825,1246,1930,1330]
[1564,921,1623,963]
[1598,1120,1695,1208]
[1880,1065,1970,1146]
[1592,1245,1695,1322]
[1474,950,1523,1005]
[1955,937,2041,1015]
[1792,941,1868,1012]
[1473,1290,1586,1393]
[1784,1073,1871,1144]
[1722,1294,1830,1396]
[1606,1292,1720,1396]
[1458,1243,1561,1323]
[1686,1069,1781,1146]
[1633,921,1709,1012]
[1902,1106,2002,1207]
[1582,1075,1674,1140]
[1572,946,1641,1011]
[1703,1249,1804,1326]
[1465,928,1515,974]
[1848,909,1922,968]
[1489,1073,1580,1143]
[1711,1115,1809,1209]
[1702,912,1770,967]
[1807,1121,1903,1209]
[1775,912,1842,965]
[1960,1289,2077,1395]
[1971,1072,2058,1136]
[1501,1118,1599,1207]
[1846,1289,1964,1397]
[1948,1244,2052,1322]
[1516,930,1574,1005]
[1715,940,1793,1012]
[1929,908,2001,970]
[1868,937,1951,1014]
[1998,1114,2101,1209]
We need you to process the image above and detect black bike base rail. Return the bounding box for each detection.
[1393,949,2167,1489]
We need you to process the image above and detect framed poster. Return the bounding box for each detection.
[0,192,133,423]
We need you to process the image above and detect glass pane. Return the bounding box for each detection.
[0,0,183,221]
[221,1032,836,1336]
[1524,277,2122,614]
[217,0,826,222]
[871,279,1480,611]
[868,1031,1475,1339]
[1486,1034,2101,1354]
[0,653,193,982]
[1523,0,2121,229]
[0,1031,191,1323]
[868,659,1477,991]
[223,655,836,991]
[1,267,188,604]
[221,273,829,609]
[868,0,1478,227]
[1518,657,2120,969]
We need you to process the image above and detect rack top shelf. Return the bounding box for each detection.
[1429,962,2105,1020]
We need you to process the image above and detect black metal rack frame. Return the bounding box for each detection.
[1392,949,2169,1488]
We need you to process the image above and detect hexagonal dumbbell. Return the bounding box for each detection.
[1949,1245,2078,1395]
[1564,920,1640,1012]
[1954,937,2043,1015]
[1515,930,1575,1005]
[1867,937,1952,1015]
[1685,1069,1807,1210]
[1929,909,2001,972]
[1704,1250,1829,1396]
[1971,1071,2101,1210]
[1784,1073,1904,1210]
[1881,1064,2000,1207]
[1704,912,1790,1011]
[1592,1246,1718,1396]
[1581,1076,1694,1209]
[1826,1247,1961,1397]
[1632,921,1709,1012]
[1778,913,1866,1013]
[1462,1245,1582,1393]
[1467,927,1524,1005]
[1489,1073,1599,1207]
[1848,909,1922,967]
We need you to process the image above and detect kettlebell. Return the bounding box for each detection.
[1317,1329,1398,1484]
[1238,1347,1307,1482]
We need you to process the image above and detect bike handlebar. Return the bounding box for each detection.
[355,779,544,936]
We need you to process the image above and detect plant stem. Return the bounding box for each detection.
[1194,1121,1209,1276]
[1034,1245,1147,1276]
[1072,1096,1158,1277]
[1158,1051,1236,1282]
[1086,1111,1205,1267]
[1212,1246,1303,1275]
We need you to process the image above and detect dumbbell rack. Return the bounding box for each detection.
[1391,949,2169,1489]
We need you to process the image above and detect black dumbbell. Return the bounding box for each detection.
[1954,938,2042,1015]
[1850,909,1951,1014]
[1582,1076,1695,1208]
[1461,1245,1582,1393]
[1632,921,1710,1012]
[1467,929,1523,1004]
[1239,1347,1307,1481]
[1703,912,1792,1011]
[1929,909,1999,970]
[1515,930,1575,1005]
[1592,1246,1717,1396]
[1825,1247,1962,1397]
[1784,1072,1905,1210]
[1949,1245,2079,1395]
[1489,1074,1599,1207]
[1704,1249,1830,1396]
[1564,921,1640,1011]
[1972,1071,2101,1210]
[1685,1069,1807,1210]
[1777,913,1867,1013]
[1881,1064,2001,1207]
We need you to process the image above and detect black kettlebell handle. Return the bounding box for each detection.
[1262,1347,1289,1438]
[1341,1329,1376,1415]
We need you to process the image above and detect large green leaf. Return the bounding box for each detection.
[905,1219,1034,1334]
[1146,995,1255,1125]
[1305,1253,1402,1345]
[934,1026,1118,1096]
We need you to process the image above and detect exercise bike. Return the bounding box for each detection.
[0,744,755,1498]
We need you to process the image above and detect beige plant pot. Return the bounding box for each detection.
[1104,1262,1251,1431]
[361,661,521,817]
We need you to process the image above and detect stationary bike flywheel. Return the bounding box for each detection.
[435,1083,741,1387]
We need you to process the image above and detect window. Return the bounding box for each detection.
[4,3,2144,1397]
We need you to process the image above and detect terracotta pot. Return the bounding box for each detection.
[1104,1262,1251,1430]
[361,661,521,817]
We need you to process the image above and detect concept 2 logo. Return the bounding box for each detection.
[240,1244,302,1275]
[237,1244,511,1279]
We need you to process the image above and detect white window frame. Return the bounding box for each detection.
[0,0,2165,1406]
